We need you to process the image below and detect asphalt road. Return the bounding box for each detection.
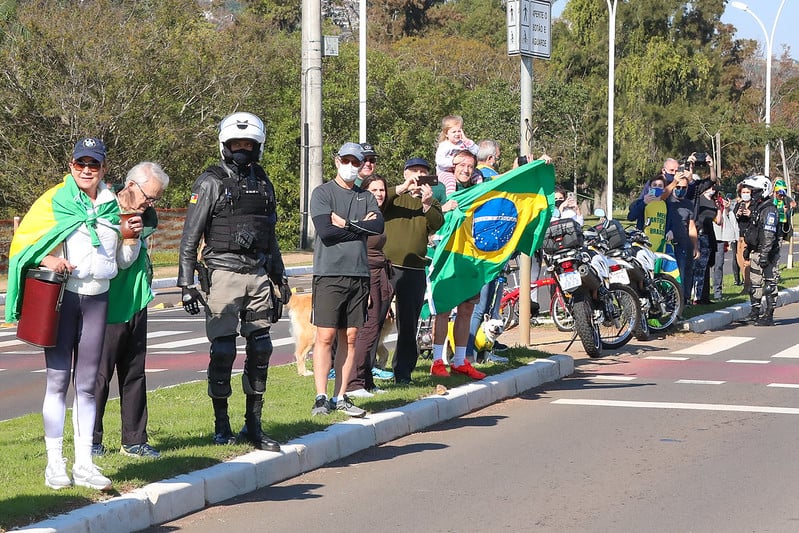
[146,304,799,532]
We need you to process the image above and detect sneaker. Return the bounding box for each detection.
[450,360,486,380]
[492,341,509,352]
[91,443,106,457]
[333,395,367,418]
[371,367,394,380]
[368,387,388,395]
[346,388,374,398]
[44,458,71,490]
[121,443,161,458]
[430,359,450,377]
[311,395,331,416]
[72,463,112,491]
[485,352,509,364]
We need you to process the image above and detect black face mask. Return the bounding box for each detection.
[555,198,565,208]
[230,149,255,167]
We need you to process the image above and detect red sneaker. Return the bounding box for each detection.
[430,359,450,377]
[450,360,486,380]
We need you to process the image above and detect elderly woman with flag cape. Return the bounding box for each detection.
[6,138,141,491]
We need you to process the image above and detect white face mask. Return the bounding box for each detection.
[740,192,751,202]
[338,163,359,182]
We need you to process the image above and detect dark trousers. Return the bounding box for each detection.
[390,266,426,382]
[730,240,741,283]
[94,307,149,446]
[348,281,391,392]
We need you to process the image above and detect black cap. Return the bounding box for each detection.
[404,157,431,170]
[360,142,377,158]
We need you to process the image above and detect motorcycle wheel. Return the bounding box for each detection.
[646,274,683,332]
[571,291,602,358]
[550,286,574,332]
[598,283,640,350]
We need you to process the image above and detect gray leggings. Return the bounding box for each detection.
[43,291,108,439]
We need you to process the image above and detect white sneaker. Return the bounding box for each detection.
[45,458,72,490]
[485,352,509,364]
[72,463,112,491]
[346,388,374,398]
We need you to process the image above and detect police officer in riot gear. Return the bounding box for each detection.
[178,112,289,451]
[741,175,780,326]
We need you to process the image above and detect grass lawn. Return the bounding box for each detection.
[0,348,549,531]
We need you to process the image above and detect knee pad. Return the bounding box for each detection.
[243,328,272,395]
[208,335,237,399]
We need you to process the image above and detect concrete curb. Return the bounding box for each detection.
[680,286,799,333]
[19,355,574,533]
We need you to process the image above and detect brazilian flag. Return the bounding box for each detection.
[5,175,120,323]
[427,160,555,314]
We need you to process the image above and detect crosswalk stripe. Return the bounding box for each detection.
[0,339,26,348]
[672,336,755,355]
[727,359,770,364]
[590,375,636,381]
[147,330,190,339]
[645,356,689,361]
[676,379,726,385]
[771,345,799,359]
[767,383,799,388]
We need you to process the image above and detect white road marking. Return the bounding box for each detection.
[672,336,754,355]
[553,398,799,415]
[589,375,637,381]
[767,383,799,389]
[645,356,689,361]
[675,379,726,385]
[771,345,799,359]
[144,369,168,373]
[726,359,770,364]
[0,339,25,348]
[148,351,194,355]
[149,337,208,349]
[147,330,190,338]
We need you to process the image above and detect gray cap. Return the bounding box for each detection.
[337,142,364,163]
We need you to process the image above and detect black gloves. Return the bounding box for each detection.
[182,287,204,315]
[280,278,291,305]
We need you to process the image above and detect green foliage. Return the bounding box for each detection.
[1,0,798,248]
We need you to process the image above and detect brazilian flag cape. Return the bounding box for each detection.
[106,203,158,324]
[5,175,120,323]
[426,160,555,314]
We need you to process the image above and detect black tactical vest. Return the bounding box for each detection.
[205,165,277,254]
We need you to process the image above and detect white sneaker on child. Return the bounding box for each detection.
[44,458,72,490]
[72,463,112,490]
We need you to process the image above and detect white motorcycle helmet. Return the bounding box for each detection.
[218,112,265,163]
[741,174,773,200]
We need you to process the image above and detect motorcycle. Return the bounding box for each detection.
[542,215,641,358]
[594,215,683,339]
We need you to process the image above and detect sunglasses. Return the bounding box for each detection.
[674,186,688,190]
[134,181,160,205]
[72,160,102,172]
[363,157,376,164]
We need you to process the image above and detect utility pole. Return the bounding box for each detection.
[300,0,324,249]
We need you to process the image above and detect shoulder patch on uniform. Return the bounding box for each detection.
[764,211,778,232]
[189,193,199,204]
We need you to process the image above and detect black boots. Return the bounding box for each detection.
[212,398,236,445]
[238,395,281,452]
[742,305,761,324]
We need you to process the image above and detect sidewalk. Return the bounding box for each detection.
[19,286,799,532]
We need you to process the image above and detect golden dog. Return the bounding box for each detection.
[287,292,395,376]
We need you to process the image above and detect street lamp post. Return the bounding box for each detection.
[606,0,618,218]
[731,0,787,177]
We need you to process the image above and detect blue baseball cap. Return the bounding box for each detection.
[404,157,431,170]
[337,142,364,163]
[73,138,107,162]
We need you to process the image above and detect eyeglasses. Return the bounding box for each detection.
[363,157,376,164]
[133,180,160,205]
[340,157,362,166]
[72,160,102,172]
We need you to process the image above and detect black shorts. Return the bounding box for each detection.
[312,276,370,329]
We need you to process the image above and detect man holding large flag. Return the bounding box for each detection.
[428,152,555,378]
